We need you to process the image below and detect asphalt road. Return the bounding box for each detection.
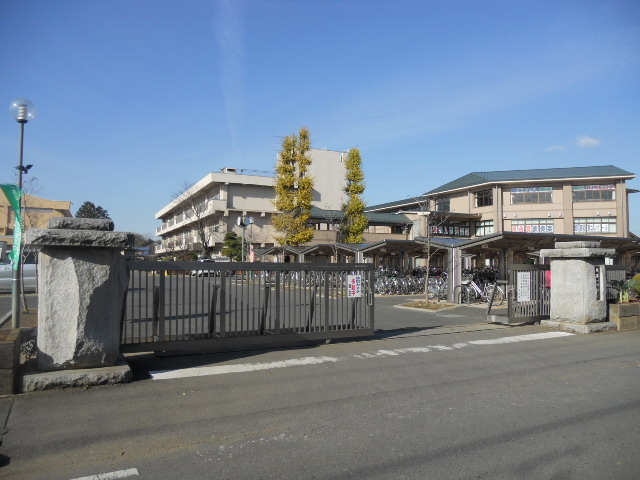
[1,312,638,480]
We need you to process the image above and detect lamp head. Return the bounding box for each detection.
[10,98,36,124]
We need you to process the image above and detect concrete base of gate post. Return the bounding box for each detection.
[21,358,132,392]
[539,319,618,334]
[539,241,616,333]
[25,218,134,373]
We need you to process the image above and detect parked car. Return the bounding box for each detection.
[190,257,231,277]
[0,261,37,293]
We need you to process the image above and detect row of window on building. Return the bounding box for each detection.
[436,184,616,211]
[427,217,617,238]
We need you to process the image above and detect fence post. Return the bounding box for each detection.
[260,285,270,335]
[274,271,281,334]
[324,271,330,331]
[220,276,227,338]
[208,284,219,336]
[306,284,317,331]
[152,286,159,339]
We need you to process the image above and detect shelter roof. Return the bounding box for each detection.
[309,207,412,225]
[457,231,640,254]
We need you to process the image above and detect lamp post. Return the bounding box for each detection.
[9,98,36,329]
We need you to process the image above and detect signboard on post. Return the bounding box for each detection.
[347,274,362,298]
[517,271,532,302]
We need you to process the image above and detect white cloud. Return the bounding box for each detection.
[546,145,567,152]
[576,136,602,148]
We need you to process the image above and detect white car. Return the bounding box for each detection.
[0,262,37,293]
[191,258,216,277]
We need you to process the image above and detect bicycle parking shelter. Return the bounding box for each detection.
[256,233,639,310]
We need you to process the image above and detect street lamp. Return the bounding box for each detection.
[9,98,36,329]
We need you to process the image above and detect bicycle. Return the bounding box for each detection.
[459,276,504,305]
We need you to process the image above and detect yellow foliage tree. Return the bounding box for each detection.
[272,127,315,249]
[341,148,368,243]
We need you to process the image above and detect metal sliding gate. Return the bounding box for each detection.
[508,264,551,323]
[121,261,375,354]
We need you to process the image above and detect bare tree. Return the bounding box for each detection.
[412,195,450,304]
[174,181,216,258]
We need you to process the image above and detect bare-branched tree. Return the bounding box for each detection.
[412,195,450,304]
[173,181,216,258]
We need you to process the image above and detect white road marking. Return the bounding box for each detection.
[70,468,139,480]
[150,331,574,380]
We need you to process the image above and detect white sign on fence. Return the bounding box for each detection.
[347,275,362,298]
[517,272,532,302]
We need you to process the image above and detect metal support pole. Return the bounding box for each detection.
[11,122,25,329]
[241,224,245,262]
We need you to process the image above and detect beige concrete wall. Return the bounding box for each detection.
[426,179,631,237]
[308,149,346,210]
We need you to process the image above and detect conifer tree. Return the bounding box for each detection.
[341,148,368,243]
[272,127,314,249]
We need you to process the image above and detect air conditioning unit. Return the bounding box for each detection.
[222,167,237,174]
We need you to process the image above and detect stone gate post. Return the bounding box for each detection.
[539,241,617,333]
[25,218,134,370]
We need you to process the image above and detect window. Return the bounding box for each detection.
[511,219,554,233]
[510,186,552,204]
[475,189,493,207]
[573,217,617,234]
[475,220,494,236]
[435,197,450,212]
[431,222,470,237]
[572,185,615,202]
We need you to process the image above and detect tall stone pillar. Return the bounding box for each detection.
[539,241,617,333]
[25,218,134,370]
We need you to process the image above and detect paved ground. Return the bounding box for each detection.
[1,295,638,480]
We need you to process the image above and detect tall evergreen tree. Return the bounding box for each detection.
[75,201,110,219]
[340,148,368,243]
[272,127,314,248]
[221,232,242,261]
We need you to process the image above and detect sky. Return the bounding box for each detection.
[1,0,639,238]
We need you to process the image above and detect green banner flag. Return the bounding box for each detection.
[0,184,23,270]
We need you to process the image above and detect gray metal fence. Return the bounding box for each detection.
[604,265,627,301]
[121,261,375,354]
[508,264,551,322]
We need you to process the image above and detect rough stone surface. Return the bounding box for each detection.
[21,359,132,391]
[541,320,618,334]
[554,241,602,249]
[37,248,128,370]
[49,217,115,231]
[25,228,134,249]
[548,259,608,324]
[540,247,616,259]
[609,303,640,331]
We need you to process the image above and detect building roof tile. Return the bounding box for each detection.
[425,165,634,195]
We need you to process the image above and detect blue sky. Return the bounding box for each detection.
[1,0,639,238]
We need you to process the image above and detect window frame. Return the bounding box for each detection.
[435,197,450,212]
[573,217,617,234]
[510,186,553,204]
[475,189,493,208]
[475,220,494,237]
[571,185,615,202]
